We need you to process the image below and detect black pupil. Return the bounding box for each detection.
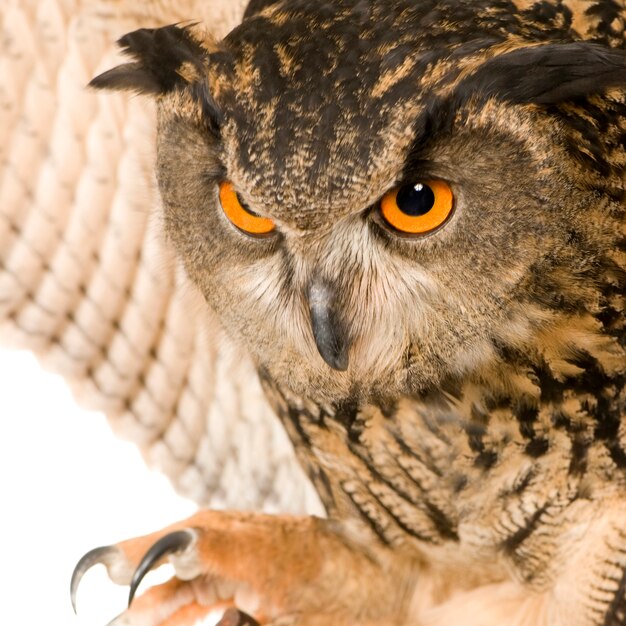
[236,192,260,217]
[396,183,435,216]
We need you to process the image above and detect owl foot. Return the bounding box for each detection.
[71,510,406,626]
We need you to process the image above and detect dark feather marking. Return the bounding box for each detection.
[522,0,573,34]
[513,399,551,458]
[342,421,459,541]
[463,409,499,469]
[366,486,439,543]
[342,443,454,545]
[89,25,222,134]
[545,350,626,471]
[503,466,538,498]
[601,538,626,626]
[421,499,459,541]
[404,41,626,174]
[458,43,626,106]
[189,81,223,136]
[345,437,438,513]
[341,483,394,546]
[569,436,590,475]
[515,401,539,439]
[285,405,315,446]
[525,437,550,458]
[534,360,565,405]
[587,0,625,46]
[332,397,360,431]
[310,468,336,512]
[549,101,614,177]
[500,502,550,555]
[596,413,626,470]
[389,429,444,478]
[257,371,315,446]
[90,25,205,93]
[474,449,499,470]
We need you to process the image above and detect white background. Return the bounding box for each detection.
[0,347,200,625]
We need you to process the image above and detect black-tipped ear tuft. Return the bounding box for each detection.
[459,42,626,105]
[89,25,207,95]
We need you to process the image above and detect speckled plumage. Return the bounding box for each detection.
[76,1,626,624]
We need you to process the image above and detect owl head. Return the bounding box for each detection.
[91,2,626,407]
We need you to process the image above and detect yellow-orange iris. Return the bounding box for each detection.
[380,179,454,235]
[219,181,275,235]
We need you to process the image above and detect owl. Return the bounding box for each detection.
[4,0,626,624]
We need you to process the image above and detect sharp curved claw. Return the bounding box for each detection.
[128,529,195,607]
[70,546,120,614]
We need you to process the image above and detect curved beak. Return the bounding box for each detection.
[307,280,350,371]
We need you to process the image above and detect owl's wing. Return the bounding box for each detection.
[0,0,321,515]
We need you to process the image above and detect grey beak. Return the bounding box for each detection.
[307,280,350,371]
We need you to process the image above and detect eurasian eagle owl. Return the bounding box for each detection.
[70,0,626,625]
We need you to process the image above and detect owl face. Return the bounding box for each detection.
[92,2,626,404]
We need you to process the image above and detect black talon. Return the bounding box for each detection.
[70,545,119,614]
[128,529,194,607]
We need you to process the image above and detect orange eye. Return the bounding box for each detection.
[219,181,275,235]
[379,179,454,235]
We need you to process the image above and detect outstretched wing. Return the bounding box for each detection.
[0,0,321,515]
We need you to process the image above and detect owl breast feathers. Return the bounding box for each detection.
[65,0,626,625]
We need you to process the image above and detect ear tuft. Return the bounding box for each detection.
[459,42,626,105]
[89,24,206,95]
